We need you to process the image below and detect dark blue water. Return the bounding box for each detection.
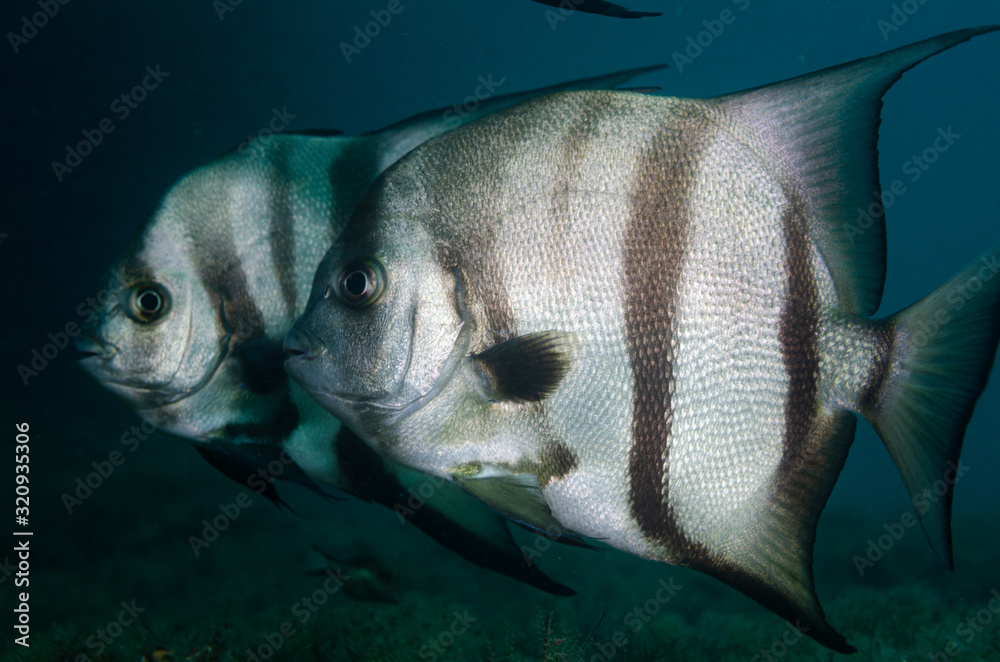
[4,1,999,659]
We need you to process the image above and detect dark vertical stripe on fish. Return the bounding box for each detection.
[425,110,536,347]
[624,121,699,553]
[189,201,266,351]
[778,205,820,465]
[267,140,298,320]
[222,386,301,445]
[549,93,614,253]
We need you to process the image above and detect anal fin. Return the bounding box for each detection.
[682,411,857,653]
[194,442,297,513]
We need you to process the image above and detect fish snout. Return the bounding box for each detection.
[74,334,114,361]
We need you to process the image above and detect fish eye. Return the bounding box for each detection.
[127,283,170,324]
[336,259,385,308]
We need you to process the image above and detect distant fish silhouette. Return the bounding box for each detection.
[304,545,399,604]
[530,0,661,19]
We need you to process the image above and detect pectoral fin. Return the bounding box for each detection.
[472,331,574,403]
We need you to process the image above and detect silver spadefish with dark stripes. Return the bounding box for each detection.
[287,28,1000,653]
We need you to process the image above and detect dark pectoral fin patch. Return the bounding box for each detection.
[540,440,578,484]
[472,331,573,403]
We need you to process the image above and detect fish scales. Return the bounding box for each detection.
[287,28,1000,652]
[362,92,810,559]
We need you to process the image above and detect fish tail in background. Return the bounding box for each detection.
[529,0,661,19]
[861,242,1000,569]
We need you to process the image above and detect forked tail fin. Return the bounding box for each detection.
[861,243,1000,568]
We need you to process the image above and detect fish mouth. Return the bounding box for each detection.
[76,350,173,406]
[75,334,110,358]
[283,326,329,392]
[75,334,117,375]
[284,326,343,409]
[284,325,324,362]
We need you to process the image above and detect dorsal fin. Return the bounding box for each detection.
[529,0,661,19]
[712,26,999,316]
